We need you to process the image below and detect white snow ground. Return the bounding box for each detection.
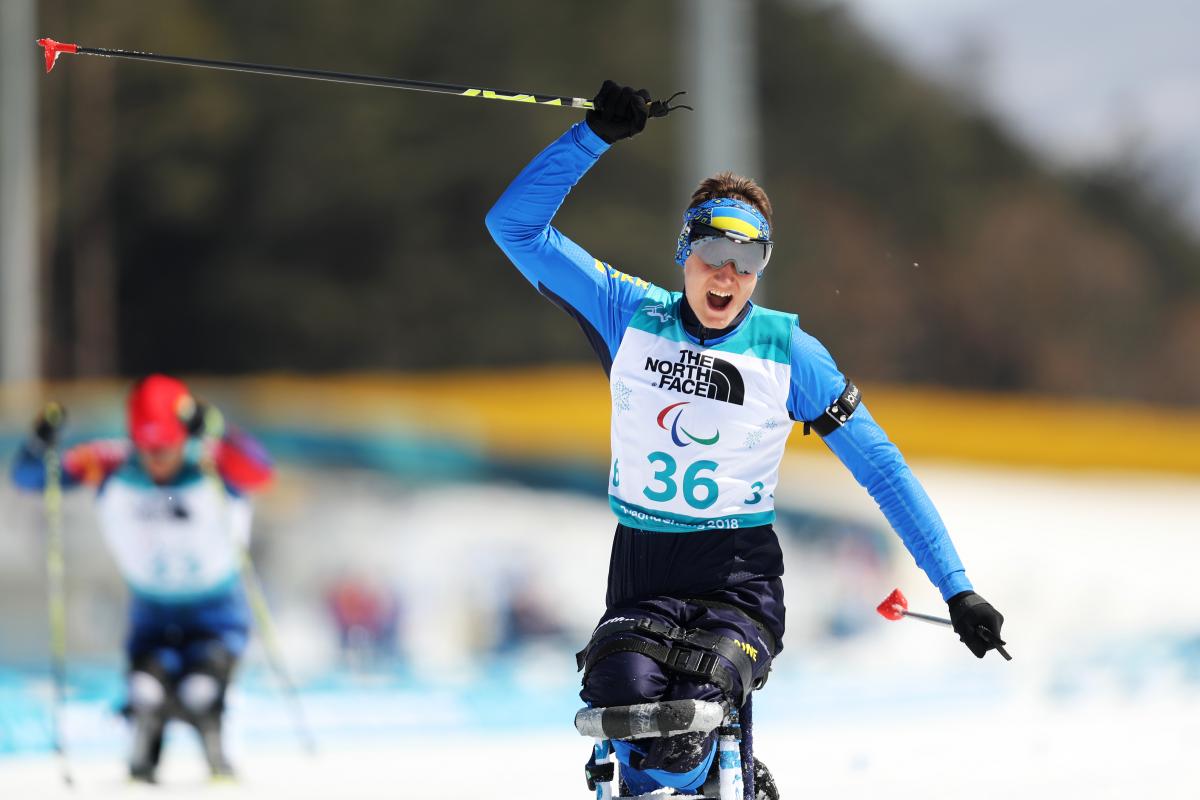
[3,456,1199,798]
[5,700,1199,799]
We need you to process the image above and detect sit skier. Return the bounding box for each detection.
[11,374,273,783]
[486,80,1006,797]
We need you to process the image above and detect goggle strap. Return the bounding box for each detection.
[688,219,772,246]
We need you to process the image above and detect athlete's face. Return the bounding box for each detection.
[138,444,185,484]
[683,253,758,329]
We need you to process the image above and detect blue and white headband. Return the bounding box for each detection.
[674,197,772,268]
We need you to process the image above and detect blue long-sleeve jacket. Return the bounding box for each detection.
[487,122,971,620]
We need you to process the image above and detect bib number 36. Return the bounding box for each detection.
[642,451,719,510]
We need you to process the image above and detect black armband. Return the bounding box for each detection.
[802,380,861,437]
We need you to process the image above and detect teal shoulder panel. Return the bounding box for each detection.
[112,459,206,489]
[725,306,796,364]
[627,290,686,340]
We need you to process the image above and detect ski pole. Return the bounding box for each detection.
[195,424,317,754]
[238,551,318,754]
[876,587,1011,661]
[41,402,74,787]
[35,38,690,117]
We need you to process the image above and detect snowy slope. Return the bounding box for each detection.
[3,457,1199,797]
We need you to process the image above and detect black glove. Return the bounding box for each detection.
[182,398,225,439]
[33,402,68,448]
[586,80,651,144]
[948,591,1005,658]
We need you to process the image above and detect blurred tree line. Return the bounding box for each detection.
[37,0,1200,404]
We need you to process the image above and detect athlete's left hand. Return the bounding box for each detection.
[586,80,652,144]
[183,399,225,440]
[947,591,1005,658]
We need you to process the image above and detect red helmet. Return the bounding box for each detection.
[127,374,194,449]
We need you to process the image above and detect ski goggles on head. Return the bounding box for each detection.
[674,198,773,275]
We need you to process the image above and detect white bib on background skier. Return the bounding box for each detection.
[97,464,252,601]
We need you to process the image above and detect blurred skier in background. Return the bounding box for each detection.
[11,374,273,783]
[487,80,1007,798]
[326,572,401,668]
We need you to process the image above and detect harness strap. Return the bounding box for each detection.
[575,618,758,707]
[803,379,861,437]
[684,597,776,692]
[684,597,777,657]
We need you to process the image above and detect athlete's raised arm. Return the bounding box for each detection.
[486,81,668,371]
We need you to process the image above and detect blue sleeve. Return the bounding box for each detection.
[786,325,972,601]
[485,121,662,373]
[10,441,84,492]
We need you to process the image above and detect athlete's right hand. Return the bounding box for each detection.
[948,591,1006,659]
[33,402,67,447]
[586,80,652,144]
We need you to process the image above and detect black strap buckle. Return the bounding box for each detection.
[717,724,743,741]
[634,618,686,642]
[665,646,719,679]
[803,379,861,437]
[576,617,764,706]
[585,762,614,791]
[634,618,659,635]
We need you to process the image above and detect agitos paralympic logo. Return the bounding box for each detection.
[644,350,745,405]
[657,402,720,447]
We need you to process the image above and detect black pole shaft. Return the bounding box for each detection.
[75,44,593,109]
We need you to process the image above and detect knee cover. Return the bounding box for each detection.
[642,730,714,775]
[177,672,224,717]
[128,670,168,715]
[580,649,669,708]
[577,618,761,709]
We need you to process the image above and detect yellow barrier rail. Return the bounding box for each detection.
[246,369,1200,474]
[5,367,1200,474]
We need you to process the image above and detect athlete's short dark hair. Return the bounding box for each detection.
[687,172,773,228]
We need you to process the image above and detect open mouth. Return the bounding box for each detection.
[706,290,733,312]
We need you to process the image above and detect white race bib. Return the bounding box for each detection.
[607,297,795,532]
[96,465,250,601]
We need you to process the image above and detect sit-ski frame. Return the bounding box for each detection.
[575,700,743,800]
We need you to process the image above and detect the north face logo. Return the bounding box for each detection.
[644,349,745,405]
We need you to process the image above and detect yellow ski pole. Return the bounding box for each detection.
[35,37,690,118]
[40,402,74,787]
[195,409,316,754]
